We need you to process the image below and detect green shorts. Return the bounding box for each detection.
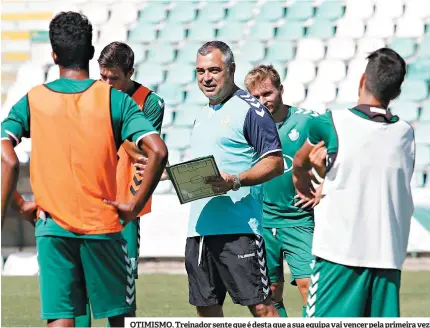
[36,236,136,320]
[121,217,140,279]
[306,257,401,317]
[263,226,314,285]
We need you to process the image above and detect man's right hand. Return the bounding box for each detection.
[19,200,38,226]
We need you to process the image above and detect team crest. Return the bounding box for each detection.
[222,115,232,127]
[289,128,300,141]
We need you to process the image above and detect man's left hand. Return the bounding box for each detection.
[205,172,234,193]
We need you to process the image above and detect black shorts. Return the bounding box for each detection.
[185,234,271,307]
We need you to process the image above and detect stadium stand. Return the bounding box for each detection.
[1,0,430,269]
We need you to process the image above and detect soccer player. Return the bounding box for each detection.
[1,12,168,327]
[293,48,415,317]
[245,65,320,317]
[187,41,284,317]
[73,41,166,327]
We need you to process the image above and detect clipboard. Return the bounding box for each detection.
[166,155,226,204]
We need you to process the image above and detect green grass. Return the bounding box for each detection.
[2,272,430,327]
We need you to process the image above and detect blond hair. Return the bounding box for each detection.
[245,64,281,91]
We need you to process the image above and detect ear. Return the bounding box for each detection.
[280,84,284,95]
[230,62,236,74]
[52,51,58,65]
[359,73,365,90]
[127,68,135,79]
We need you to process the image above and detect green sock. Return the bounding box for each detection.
[302,305,307,317]
[75,302,91,327]
[274,300,288,317]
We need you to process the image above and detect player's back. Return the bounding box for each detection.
[313,109,415,270]
[29,79,121,234]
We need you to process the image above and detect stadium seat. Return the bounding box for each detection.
[373,0,404,20]
[128,23,157,43]
[157,83,184,106]
[1,21,16,32]
[16,62,45,86]
[177,41,201,65]
[235,61,254,88]
[248,22,274,41]
[109,2,138,25]
[285,2,314,22]
[389,101,419,122]
[281,79,306,105]
[2,37,30,53]
[185,84,207,105]
[388,38,416,59]
[165,63,195,85]
[89,60,100,80]
[356,38,386,59]
[396,17,424,38]
[146,43,175,65]
[337,79,360,103]
[347,59,367,81]
[327,102,356,111]
[99,24,128,44]
[326,38,356,60]
[154,180,172,195]
[415,144,430,170]
[167,149,182,166]
[168,2,196,23]
[225,2,256,22]
[265,40,294,64]
[287,59,316,84]
[159,22,186,43]
[307,81,337,104]
[306,19,335,39]
[196,2,226,22]
[164,127,192,149]
[398,80,428,102]
[174,106,199,128]
[336,18,365,39]
[343,0,374,20]
[30,30,49,43]
[316,60,346,83]
[161,106,174,128]
[81,3,109,25]
[315,1,345,21]
[415,123,430,144]
[139,3,167,24]
[406,60,430,81]
[276,21,304,40]
[135,63,165,86]
[366,17,394,38]
[217,22,246,42]
[188,22,216,42]
[420,101,430,122]
[239,41,265,63]
[2,252,39,276]
[416,40,430,59]
[256,1,285,22]
[404,0,430,19]
[296,38,325,61]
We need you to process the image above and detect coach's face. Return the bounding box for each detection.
[196,49,234,103]
[100,66,133,92]
[248,78,283,115]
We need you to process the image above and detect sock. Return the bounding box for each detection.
[274,300,288,317]
[302,305,307,317]
[75,302,91,327]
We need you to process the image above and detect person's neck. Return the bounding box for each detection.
[124,79,135,94]
[357,94,386,109]
[59,66,90,80]
[272,104,290,123]
[209,83,239,106]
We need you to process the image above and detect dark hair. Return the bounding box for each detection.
[197,41,235,70]
[364,48,406,106]
[98,42,134,75]
[49,11,94,69]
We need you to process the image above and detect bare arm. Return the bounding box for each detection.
[239,153,284,186]
[293,141,316,198]
[1,139,19,227]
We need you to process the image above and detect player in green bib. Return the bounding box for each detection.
[245,65,321,317]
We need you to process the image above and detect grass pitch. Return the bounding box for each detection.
[2,272,430,327]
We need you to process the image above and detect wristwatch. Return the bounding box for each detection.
[232,175,241,191]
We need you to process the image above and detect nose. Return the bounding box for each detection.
[106,79,114,86]
[203,71,212,82]
[258,96,266,104]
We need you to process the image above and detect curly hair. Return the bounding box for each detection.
[49,11,94,69]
